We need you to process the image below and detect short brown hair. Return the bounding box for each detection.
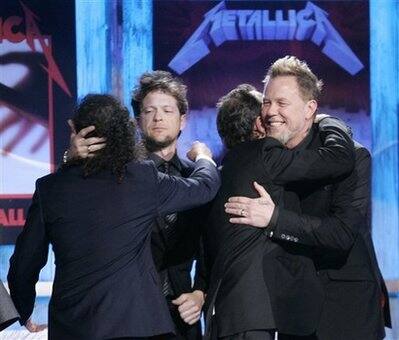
[217,84,262,149]
[131,70,188,117]
[263,56,323,101]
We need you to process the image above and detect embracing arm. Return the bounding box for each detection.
[266,117,355,184]
[270,149,371,251]
[156,143,220,215]
[226,147,369,252]
[270,147,369,251]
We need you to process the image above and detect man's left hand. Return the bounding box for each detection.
[172,290,204,325]
[187,141,212,161]
[225,181,275,227]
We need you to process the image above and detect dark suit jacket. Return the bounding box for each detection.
[7,159,220,340]
[204,118,355,338]
[150,155,206,339]
[150,155,206,296]
[271,124,390,340]
[0,281,19,331]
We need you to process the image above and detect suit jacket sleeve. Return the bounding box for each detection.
[266,117,355,184]
[270,147,370,252]
[7,181,49,324]
[156,158,220,215]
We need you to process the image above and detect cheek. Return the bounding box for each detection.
[285,108,305,130]
[140,117,151,132]
[173,117,184,131]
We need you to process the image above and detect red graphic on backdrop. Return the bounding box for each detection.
[0,209,25,227]
[0,0,72,199]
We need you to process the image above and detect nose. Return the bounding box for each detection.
[152,110,163,122]
[262,102,278,118]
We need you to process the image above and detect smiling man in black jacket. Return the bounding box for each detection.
[225,56,391,340]
[203,83,356,340]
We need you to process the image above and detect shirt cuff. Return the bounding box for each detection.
[195,154,217,167]
[268,205,279,230]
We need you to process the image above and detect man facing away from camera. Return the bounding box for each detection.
[8,94,220,340]
[68,71,207,339]
[225,56,391,340]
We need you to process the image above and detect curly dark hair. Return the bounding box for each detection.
[216,84,263,149]
[67,94,144,182]
[131,70,188,117]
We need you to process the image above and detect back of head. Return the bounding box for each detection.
[217,84,263,149]
[264,56,323,101]
[70,94,143,181]
[131,70,188,118]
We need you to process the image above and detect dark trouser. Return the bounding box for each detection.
[278,334,317,340]
[220,331,275,340]
[210,316,275,340]
[110,336,173,340]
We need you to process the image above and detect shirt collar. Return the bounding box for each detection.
[291,125,316,151]
[148,152,182,172]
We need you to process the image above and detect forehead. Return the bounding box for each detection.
[142,90,179,107]
[263,76,301,98]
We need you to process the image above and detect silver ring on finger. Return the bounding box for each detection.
[240,208,246,216]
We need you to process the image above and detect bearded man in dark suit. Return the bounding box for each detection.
[203,84,356,340]
[226,56,391,340]
[68,71,208,339]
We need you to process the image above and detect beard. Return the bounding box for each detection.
[143,135,176,152]
[266,128,292,146]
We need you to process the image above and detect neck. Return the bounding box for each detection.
[285,124,312,149]
[153,142,177,161]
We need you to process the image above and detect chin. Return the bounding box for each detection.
[268,131,290,145]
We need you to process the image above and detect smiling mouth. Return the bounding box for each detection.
[267,121,285,127]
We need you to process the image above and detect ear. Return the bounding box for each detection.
[180,114,187,131]
[252,116,266,140]
[305,99,318,120]
[254,116,266,135]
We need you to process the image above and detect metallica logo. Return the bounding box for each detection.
[168,1,364,75]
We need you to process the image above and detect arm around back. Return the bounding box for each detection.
[271,147,370,252]
[156,158,220,216]
[267,117,355,185]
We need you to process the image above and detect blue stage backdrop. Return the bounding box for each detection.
[154,0,369,163]
[0,0,397,291]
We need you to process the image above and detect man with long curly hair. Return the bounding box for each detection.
[68,72,210,340]
[7,94,220,340]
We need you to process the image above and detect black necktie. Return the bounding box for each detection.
[157,160,179,298]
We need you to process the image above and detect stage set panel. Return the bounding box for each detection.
[0,0,398,338]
